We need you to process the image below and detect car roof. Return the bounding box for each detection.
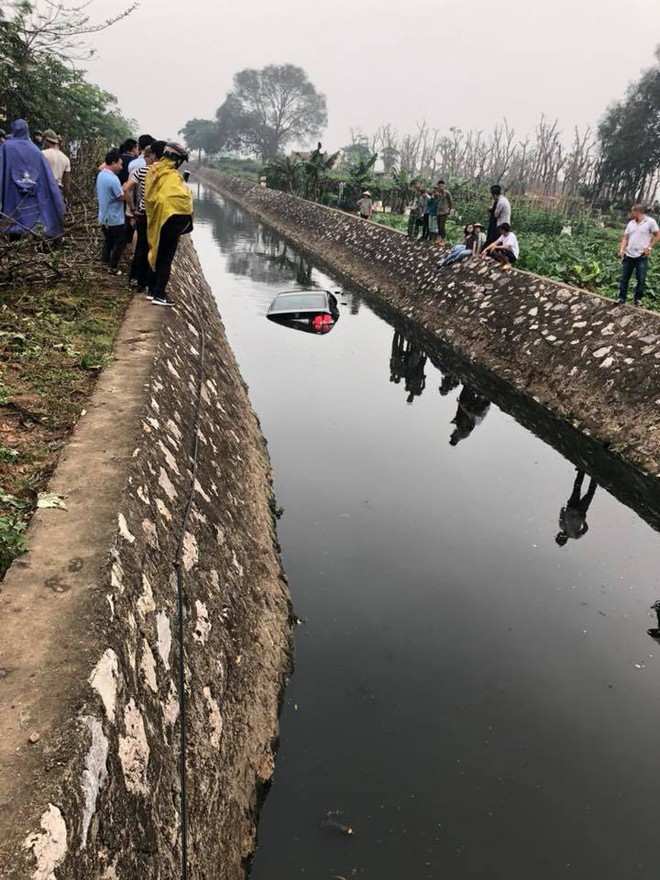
[275,289,327,298]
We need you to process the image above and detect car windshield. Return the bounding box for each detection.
[270,293,328,312]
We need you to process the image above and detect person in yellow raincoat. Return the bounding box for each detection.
[144,142,193,306]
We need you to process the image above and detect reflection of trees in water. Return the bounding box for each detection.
[194,193,255,254]
[389,330,427,403]
[226,246,314,286]
[196,192,318,287]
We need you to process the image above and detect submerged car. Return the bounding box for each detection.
[266,289,340,335]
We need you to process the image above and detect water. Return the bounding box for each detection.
[192,185,660,880]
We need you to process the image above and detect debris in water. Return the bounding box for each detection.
[321,811,354,836]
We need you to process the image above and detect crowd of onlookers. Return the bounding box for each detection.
[95,135,193,306]
[358,180,519,268]
[0,121,193,307]
[2,116,660,307]
[358,177,660,303]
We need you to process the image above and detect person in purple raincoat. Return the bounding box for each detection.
[0,119,64,239]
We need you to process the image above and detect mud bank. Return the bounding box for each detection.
[0,240,292,879]
[198,170,660,479]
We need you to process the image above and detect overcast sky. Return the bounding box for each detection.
[85,0,660,150]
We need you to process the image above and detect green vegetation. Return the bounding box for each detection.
[0,0,135,141]
[595,47,660,205]
[0,277,130,576]
[0,493,28,572]
[181,64,327,162]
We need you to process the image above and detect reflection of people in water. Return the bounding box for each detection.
[389,331,427,402]
[405,345,427,403]
[390,331,408,384]
[439,371,460,396]
[296,255,313,286]
[648,601,660,639]
[555,470,598,546]
[449,385,491,445]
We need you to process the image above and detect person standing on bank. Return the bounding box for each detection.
[123,140,164,292]
[357,190,373,219]
[435,179,453,242]
[616,204,660,305]
[486,185,511,246]
[407,179,424,237]
[42,129,71,204]
[144,142,193,306]
[96,148,127,274]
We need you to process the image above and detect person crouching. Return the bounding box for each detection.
[481,222,519,268]
[144,142,193,306]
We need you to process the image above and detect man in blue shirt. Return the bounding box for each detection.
[96,148,127,274]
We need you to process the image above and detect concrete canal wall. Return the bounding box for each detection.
[0,241,292,879]
[198,170,660,480]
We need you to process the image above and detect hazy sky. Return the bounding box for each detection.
[85,0,660,150]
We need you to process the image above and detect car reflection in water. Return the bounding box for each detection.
[266,289,340,335]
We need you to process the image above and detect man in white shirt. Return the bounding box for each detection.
[42,129,71,202]
[128,134,155,175]
[616,204,660,305]
[482,222,519,267]
[486,185,511,245]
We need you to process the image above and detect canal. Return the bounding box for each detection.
[192,185,660,880]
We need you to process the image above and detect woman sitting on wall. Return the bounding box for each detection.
[439,223,481,267]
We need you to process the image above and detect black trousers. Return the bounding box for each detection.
[150,214,193,298]
[101,224,126,269]
[130,214,150,287]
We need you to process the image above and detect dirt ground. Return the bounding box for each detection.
[0,294,163,871]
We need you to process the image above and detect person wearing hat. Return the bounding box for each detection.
[42,129,71,203]
[357,190,373,220]
[473,221,486,253]
[144,141,193,306]
[0,119,64,240]
[32,130,43,149]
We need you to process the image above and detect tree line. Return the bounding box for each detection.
[0,0,136,143]
[182,50,660,209]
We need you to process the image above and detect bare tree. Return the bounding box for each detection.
[562,127,595,197]
[362,113,600,200]
[373,123,400,173]
[4,0,138,63]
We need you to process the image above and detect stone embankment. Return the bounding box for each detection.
[0,240,292,879]
[198,170,660,479]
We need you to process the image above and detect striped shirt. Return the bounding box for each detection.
[129,165,149,213]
